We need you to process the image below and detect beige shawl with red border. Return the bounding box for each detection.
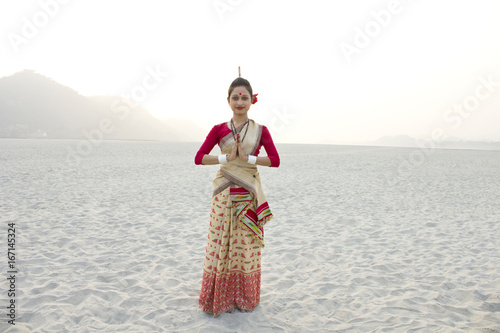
[212,119,273,246]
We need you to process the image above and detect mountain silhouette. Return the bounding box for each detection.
[0,70,180,141]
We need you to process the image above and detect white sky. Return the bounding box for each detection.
[1,0,500,144]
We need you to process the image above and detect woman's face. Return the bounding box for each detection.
[228,86,252,116]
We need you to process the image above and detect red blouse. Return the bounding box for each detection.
[194,122,280,167]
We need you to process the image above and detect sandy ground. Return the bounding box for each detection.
[1,140,499,332]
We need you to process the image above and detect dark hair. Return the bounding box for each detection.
[227,77,253,99]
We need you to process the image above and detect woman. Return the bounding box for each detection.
[195,75,280,316]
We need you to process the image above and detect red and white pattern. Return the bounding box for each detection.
[199,188,262,316]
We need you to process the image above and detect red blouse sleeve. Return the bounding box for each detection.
[260,126,280,167]
[194,124,221,165]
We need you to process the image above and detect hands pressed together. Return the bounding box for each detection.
[227,133,248,162]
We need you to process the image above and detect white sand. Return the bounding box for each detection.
[1,140,499,332]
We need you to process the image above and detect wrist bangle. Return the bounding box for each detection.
[218,154,228,164]
[247,155,257,164]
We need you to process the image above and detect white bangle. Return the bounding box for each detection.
[218,154,228,164]
[247,155,257,165]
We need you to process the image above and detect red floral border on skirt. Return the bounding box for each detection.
[199,269,261,316]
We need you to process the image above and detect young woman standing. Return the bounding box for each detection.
[195,74,280,316]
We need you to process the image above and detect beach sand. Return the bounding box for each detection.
[1,140,499,332]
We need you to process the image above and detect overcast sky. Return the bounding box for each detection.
[1,0,500,144]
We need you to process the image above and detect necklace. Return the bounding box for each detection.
[230,119,249,143]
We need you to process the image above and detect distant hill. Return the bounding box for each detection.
[0,70,181,141]
[160,118,208,142]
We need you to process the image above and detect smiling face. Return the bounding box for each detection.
[228,86,252,116]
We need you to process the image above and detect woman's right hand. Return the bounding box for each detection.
[227,138,238,162]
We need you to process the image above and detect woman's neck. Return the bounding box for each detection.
[232,114,249,127]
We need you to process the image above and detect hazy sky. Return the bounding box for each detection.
[2,0,500,144]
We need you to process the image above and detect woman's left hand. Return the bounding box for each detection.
[236,134,248,161]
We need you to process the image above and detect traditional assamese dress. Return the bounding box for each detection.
[194,119,280,316]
